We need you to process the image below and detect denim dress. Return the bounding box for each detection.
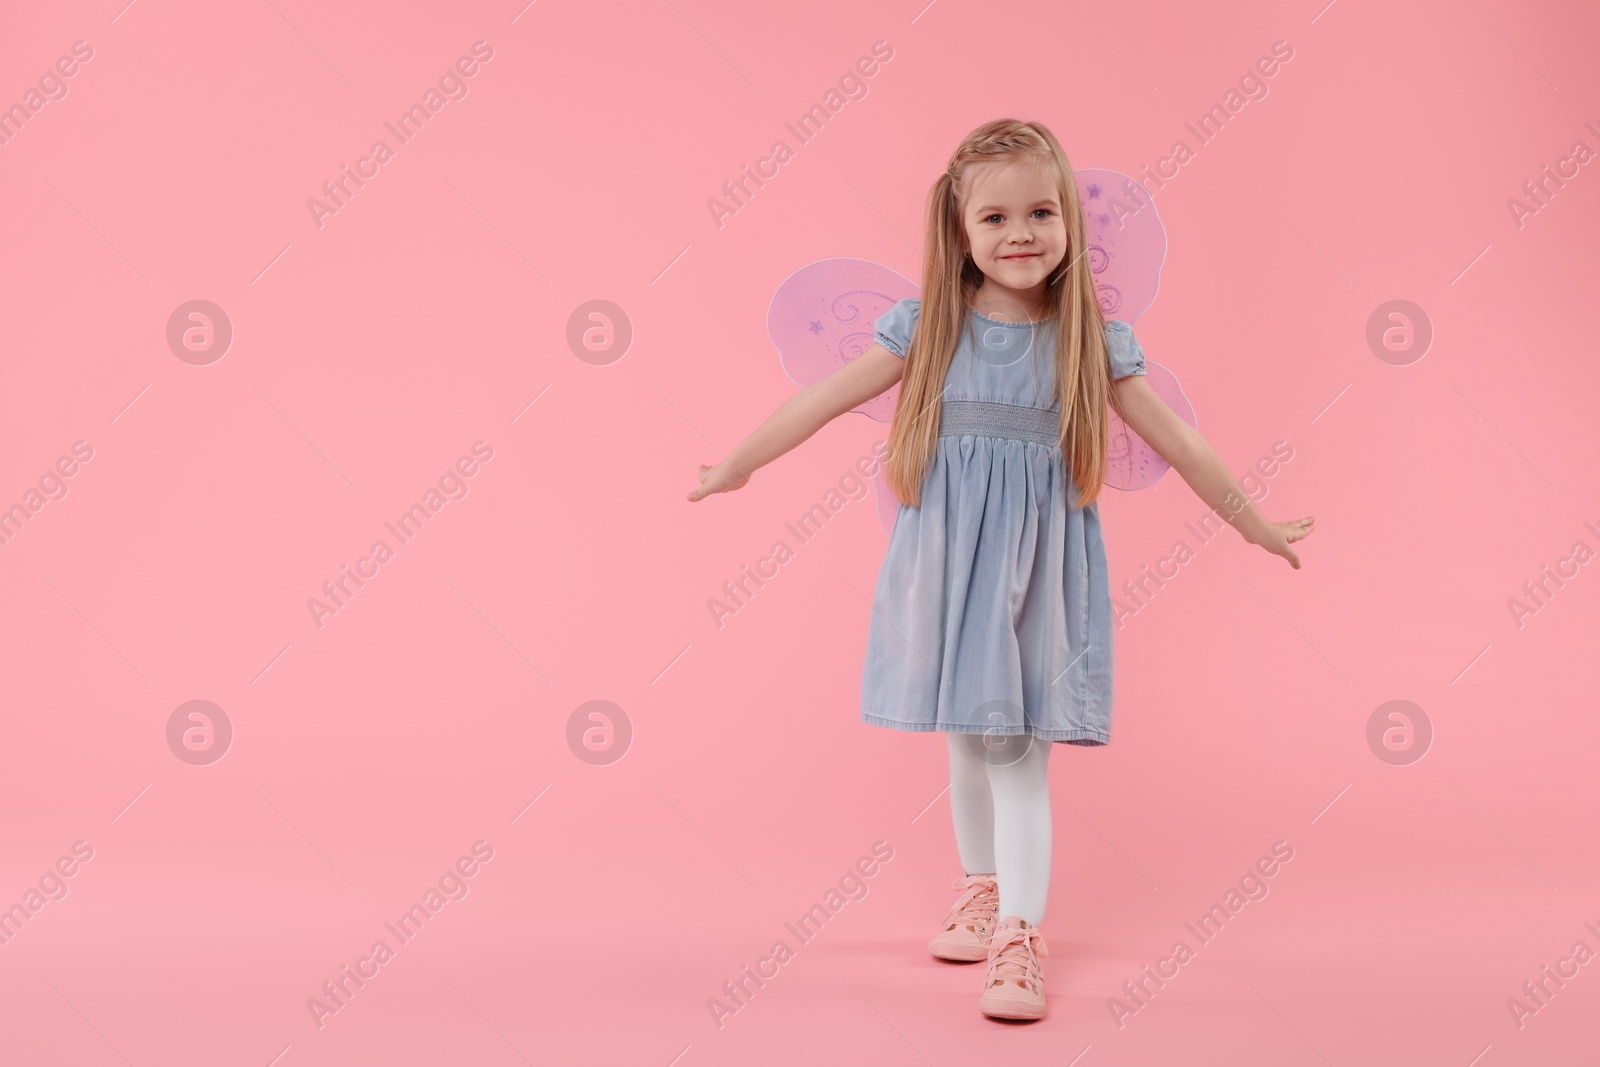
[859,297,1148,746]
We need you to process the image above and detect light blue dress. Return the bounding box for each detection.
[859,297,1148,746]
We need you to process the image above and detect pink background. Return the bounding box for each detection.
[3,0,1599,1064]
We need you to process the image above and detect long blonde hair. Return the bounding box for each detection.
[886,118,1126,510]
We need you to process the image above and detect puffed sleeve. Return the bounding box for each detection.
[1106,319,1147,380]
[873,297,922,359]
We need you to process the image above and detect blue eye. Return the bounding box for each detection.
[984,210,1053,223]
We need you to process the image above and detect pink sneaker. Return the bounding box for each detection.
[928,873,999,961]
[978,915,1049,1020]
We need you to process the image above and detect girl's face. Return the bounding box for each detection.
[960,159,1068,310]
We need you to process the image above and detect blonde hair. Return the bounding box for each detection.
[886,117,1126,510]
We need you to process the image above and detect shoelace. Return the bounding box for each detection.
[987,921,1049,993]
[943,874,999,935]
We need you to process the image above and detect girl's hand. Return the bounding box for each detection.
[687,461,750,502]
[1248,516,1315,569]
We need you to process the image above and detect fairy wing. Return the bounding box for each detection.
[765,256,917,425]
[766,257,916,534]
[1076,168,1198,491]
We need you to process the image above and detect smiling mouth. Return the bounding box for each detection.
[1001,253,1039,260]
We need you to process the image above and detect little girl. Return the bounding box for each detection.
[688,118,1314,1022]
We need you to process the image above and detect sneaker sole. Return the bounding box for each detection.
[929,942,988,962]
[978,995,1046,1020]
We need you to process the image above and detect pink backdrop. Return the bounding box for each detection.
[3,0,1599,1064]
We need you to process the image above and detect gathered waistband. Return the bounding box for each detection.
[937,399,1061,448]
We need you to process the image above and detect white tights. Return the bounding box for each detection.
[945,732,1053,926]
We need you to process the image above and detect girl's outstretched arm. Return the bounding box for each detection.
[1111,375,1315,568]
[688,343,906,502]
